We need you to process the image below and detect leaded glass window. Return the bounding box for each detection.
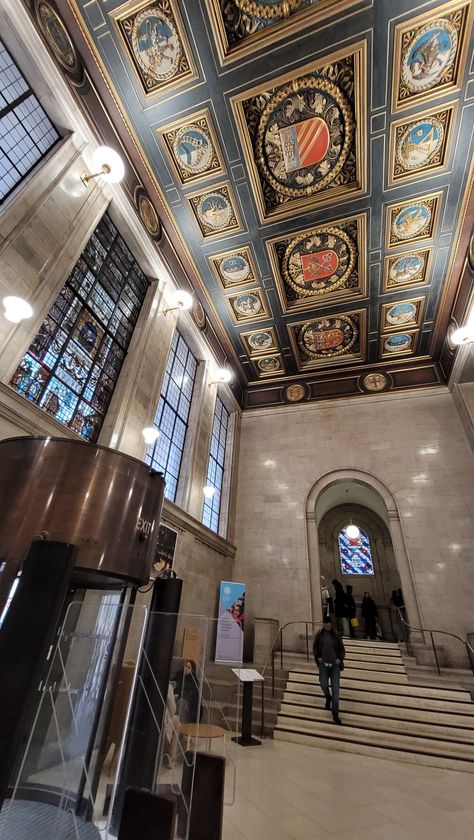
[339,527,374,575]
[10,213,149,441]
[0,40,60,203]
[202,396,230,533]
[145,331,197,502]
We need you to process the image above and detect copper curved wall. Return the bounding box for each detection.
[0,437,165,607]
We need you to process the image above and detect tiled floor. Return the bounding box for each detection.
[223,739,474,840]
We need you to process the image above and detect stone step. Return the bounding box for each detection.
[284,684,474,713]
[290,668,408,685]
[290,660,407,674]
[287,673,471,701]
[274,728,474,774]
[279,703,474,743]
[282,692,474,728]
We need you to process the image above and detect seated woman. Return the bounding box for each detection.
[172,659,200,724]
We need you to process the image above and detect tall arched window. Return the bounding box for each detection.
[338,527,374,575]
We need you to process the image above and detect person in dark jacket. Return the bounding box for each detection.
[172,659,200,723]
[345,584,357,638]
[313,616,345,725]
[332,578,349,636]
[361,592,378,639]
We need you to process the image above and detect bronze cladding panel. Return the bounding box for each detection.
[0,437,165,586]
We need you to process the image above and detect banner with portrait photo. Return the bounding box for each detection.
[215,581,245,663]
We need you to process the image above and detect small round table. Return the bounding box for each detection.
[179,722,227,752]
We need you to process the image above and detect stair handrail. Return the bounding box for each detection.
[398,609,474,677]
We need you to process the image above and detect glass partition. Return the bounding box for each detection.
[0,602,241,839]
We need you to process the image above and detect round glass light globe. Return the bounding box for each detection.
[215,367,233,384]
[203,485,215,499]
[142,426,160,445]
[92,146,125,183]
[3,296,33,323]
[450,326,474,346]
[169,289,193,311]
[345,524,360,540]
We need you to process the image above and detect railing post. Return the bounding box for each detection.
[260,681,265,738]
[305,623,309,662]
[280,627,283,670]
[271,642,275,699]
[430,631,441,676]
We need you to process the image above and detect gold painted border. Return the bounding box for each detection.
[230,40,367,225]
[208,245,259,290]
[387,102,457,187]
[385,191,443,251]
[203,0,363,66]
[382,248,433,294]
[391,0,473,114]
[186,181,244,240]
[287,309,367,371]
[240,326,279,357]
[379,329,420,359]
[266,211,368,314]
[157,107,225,187]
[249,352,286,379]
[110,0,198,99]
[225,287,270,325]
[380,296,426,333]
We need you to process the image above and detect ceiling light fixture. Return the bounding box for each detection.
[142,427,160,445]
[81,146,125,185]
[450,325,474,346]
[208,367,233,387]
[203,485,215,499]
[161,289,193,315]
[345,523,360,540]
[2,296,33,323]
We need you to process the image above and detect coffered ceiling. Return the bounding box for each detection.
[27,0,474,408]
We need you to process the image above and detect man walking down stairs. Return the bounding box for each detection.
[275,637,474,773]
[313,616,345,726]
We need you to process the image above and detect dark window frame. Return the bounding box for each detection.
[202,395,230,534]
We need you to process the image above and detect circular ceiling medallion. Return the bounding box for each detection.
[173,124,214,175]
[384,334,412,354]
[233,292,262,317]
[283,382,308,403]
[138,194,160,237]
[192,299,206,330]
[401,19,458,94]
[392,203,431,241]
[255,75,354,198]
[132,8,182,83]
[361,372,389,393]
[389,253,425,285]
[234,0,304,20]
[220,253,251,284]
[257,356,281,373]
[397,117,444,171]
[37,2,78,71]
[282,226,357,297]
[298,315,358,359]
[248,331,273,352]
[197,192,233,231]
[386,302,417,327]
[468,234,474,271]
[446,321,459,351]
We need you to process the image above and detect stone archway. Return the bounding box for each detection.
[304,469,423,635]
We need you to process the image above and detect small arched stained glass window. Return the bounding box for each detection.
[338,527,374,575]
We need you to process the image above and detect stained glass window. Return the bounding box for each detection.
[338,527,374,575]
[10,213,149,441]
[0,40,60,203]
[202,397,230,533]
[145,331,197,503]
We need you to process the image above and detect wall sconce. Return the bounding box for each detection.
[450,325,474,346]
[203,485,215,499]
[208,367,233,387]
[81,146,125,186]
[142,427,160,445]
[2,296,33,323]
[161,289,193,315]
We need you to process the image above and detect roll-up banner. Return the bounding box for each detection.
[215,581,245,663]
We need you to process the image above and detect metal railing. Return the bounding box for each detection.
[398,610,474,677]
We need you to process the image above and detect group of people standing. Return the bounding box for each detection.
[324,579,405,641]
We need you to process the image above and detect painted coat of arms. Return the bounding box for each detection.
[390,104,454,183]
[209,247,257,288]
[188,184,242,238]
[383,250,431,292]
[160,109,224,185]
[290,312,363,368]
[386,194,441,248]
[116,1,196,95]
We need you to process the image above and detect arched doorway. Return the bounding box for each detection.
[305,470,423,638]
[318,502,401,640]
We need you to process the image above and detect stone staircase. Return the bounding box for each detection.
[274,638,474,773]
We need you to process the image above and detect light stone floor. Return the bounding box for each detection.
[222,739,474,840]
